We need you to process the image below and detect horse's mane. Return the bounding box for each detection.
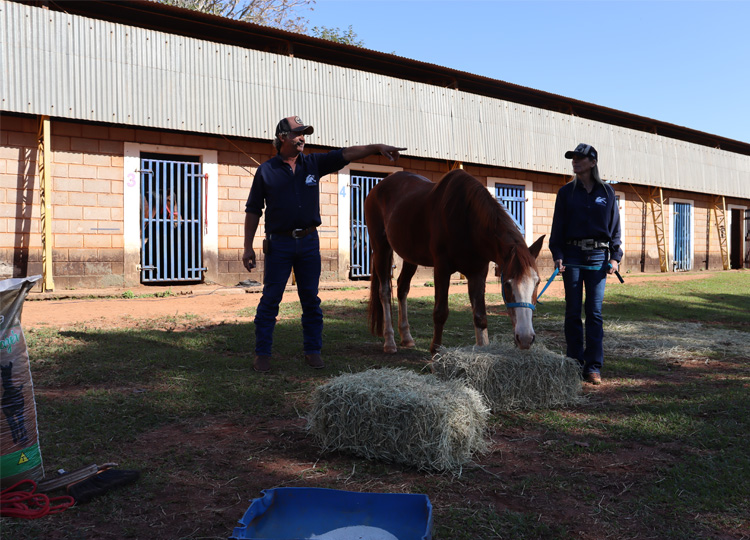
[433,170,536,276]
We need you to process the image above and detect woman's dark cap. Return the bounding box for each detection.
[276,116,314,135]
[565,143,597,160]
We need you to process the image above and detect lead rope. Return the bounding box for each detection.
[1,480,75,519]
[563,262,624,283]
[535,267,559,303]
[503,260,624,311]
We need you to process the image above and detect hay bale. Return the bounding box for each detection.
[432,341,583,411]
[307,368,490,472]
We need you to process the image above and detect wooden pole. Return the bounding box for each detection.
[37,115,55,291]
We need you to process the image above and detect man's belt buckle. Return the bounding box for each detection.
[292,228,306,239]
[580,239,595,250]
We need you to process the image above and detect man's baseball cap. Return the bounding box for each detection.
[276,116,314,136]
[565,143,597,161]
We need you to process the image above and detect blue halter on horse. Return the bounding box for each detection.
[500,270,537,311]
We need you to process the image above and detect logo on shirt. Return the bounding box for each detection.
[595,196,607,206]
[305,175,318,186]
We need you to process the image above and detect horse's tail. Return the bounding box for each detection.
[368,250,391,337]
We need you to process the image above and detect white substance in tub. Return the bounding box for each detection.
[309,525,399,540]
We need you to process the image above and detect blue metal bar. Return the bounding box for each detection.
[495,184,525,235]
[139,157,204,283]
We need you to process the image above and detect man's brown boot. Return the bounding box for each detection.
[304,353,324,369]
[254,355,271,372]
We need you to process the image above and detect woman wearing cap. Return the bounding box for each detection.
[242,115,406,373]
[549,144,622,385]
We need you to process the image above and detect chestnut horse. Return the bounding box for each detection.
[364,169,544,354]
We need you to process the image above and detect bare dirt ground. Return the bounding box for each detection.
[21,272,710,329]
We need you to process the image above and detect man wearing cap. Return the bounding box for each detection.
[549,143,622,385]
[243,116,406,373]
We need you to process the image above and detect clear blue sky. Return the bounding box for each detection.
[304,0,750,144]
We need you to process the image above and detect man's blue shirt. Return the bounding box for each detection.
[246,149,349,234]
[549,180,623,262]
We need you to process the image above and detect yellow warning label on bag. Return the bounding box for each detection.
[1,443,42,482]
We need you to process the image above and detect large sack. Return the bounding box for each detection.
[1,275,43,488]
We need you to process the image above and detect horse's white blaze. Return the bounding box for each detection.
[510,270,538,349]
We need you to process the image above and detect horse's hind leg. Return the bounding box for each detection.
[396,262,417,348]
[373,244,398,354]
[467,270,489,347]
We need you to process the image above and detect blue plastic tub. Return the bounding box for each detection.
[230,487,432,540]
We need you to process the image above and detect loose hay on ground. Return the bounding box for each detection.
[604,321,750,362]
[432,341,584,411]
[532,318,750,363]
[306,368,490,473]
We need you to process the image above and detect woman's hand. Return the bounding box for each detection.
[608,259,619,274]
[554,259,565,272]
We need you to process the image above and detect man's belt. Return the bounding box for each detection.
[566,239,609,250]
[271,226,317,239]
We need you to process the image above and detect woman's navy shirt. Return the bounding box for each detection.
[549,179,623,262]
[246,149,349,234]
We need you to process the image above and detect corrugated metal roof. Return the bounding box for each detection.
[2,0,749,198]
[35,0,750,157]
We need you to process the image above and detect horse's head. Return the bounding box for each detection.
[499,235,545,349]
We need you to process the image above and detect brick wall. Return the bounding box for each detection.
[214,139,272,287]
[0,114,277,289]
[1,112,746,290]
[1,115,40,280]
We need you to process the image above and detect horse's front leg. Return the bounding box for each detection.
[467,270,489,347]
[396,262,417,348]
[429,268,452,355]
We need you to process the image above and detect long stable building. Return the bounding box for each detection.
[2,0,749,290]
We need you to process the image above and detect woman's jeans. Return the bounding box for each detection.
[254,231,322,356]
[562,247,608,375]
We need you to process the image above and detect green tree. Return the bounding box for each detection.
[159,0,315,34]
[159,0,365,46]
[310,25,364,47]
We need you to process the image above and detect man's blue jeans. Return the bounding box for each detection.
[254,231,322,356]
[562,247,608,375]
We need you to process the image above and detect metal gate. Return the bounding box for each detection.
[349,173,387,279]
[673,202,692,271]
[495,184,525,235]
[140,155,205,283]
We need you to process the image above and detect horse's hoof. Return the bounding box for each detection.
[400,340,416,349]
[384,344,398,354]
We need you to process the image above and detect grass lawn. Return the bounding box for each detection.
[3,270,749,539]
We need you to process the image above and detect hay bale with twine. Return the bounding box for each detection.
[307,368,490,472]
[432,341,583,411]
